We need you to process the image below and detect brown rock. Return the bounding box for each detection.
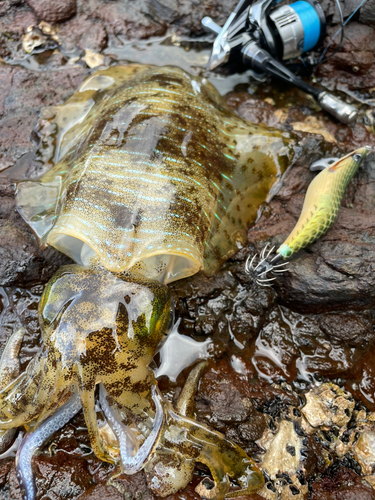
[148,0,179,24]
[25,0,77,23]
[0,64,89,173]
[0,460,12,488]
[77,484,124,500]
[316,23,375,91]
[57,15,107,52]
[7,462,23,499]
[340,22,375,53]
[79,21,107,52]
[0,177,72,287]
[34,454,94,497]
[310,467,375,500]
[360,0,375,26]
[197,376,253,424]
[226,93,282,128]
[330,50,375,74]
[107,471,155,500]
[83,0,166,39]
[176,0,238,36]
[6,10,37,35]
[319,313,372,346]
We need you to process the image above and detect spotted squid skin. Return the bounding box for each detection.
[0,328,25,455]
[277,147,370,258]
[17,64,294,282]
[0,265,264,499]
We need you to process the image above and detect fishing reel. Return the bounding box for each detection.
[202,0,358,124]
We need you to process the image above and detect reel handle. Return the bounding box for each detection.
[317,92,358,125]
[202,17,221,35]
[242,41,358,124]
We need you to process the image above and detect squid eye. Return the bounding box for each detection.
[353,153,362,162]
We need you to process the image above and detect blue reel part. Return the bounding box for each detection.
[269,0,326,59]
[290,0,324,52]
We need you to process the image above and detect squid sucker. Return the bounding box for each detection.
[0,64,297,500]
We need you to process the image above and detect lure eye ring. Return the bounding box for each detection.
[353,153,362,162]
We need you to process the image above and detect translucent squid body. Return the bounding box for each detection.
[247,147,371,283]
[1,64,298,499]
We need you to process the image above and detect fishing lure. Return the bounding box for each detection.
[0,64,297,499]
[247,146,371,284]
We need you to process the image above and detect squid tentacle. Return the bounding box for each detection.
[99,384,164,474]
[0,327,26,452]
[16,392,81,500]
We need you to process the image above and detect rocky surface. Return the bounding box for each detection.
[25,0,77,23]
[0,0,375,499]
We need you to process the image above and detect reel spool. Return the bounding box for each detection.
[268,0,326,60]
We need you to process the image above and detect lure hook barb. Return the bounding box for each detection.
[245,243,289,286]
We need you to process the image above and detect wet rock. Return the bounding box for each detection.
[0,65,89,172]
[107,471,155,500]
[0,177,72,287]
[193,359,269,454]
[237,417,268,453]
[320,0,370,23]
[6,9,37,35]
[83,0,166,39]
[79,22,107,52]
[309,466,375,500]
[265,306,375,380]
[360,0,375,26]
[0,5,37,59]
[25,0,77,23]
[7,461,23,499]
[330,50,375,75]
[0,1,374,499]
[171,266,275,346]
[148,0,179,24]
[57,15,107,53]
[0,460,12,488]
[256,308,298,375]
[318,312,373,347]
[34,453,94,498]
[225,94,281,129]
[339,22,375,53]
[301,383,355,429]
[197,377,253,424]
[75,484,124,500]
[174,0,239,37]
[316,23,375,91]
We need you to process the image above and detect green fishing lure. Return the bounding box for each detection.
[247,146,371,284]
[278,147,370,258]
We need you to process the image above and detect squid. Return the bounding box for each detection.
[0,63,299,499]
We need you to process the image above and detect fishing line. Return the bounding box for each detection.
[317,0,369,65]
